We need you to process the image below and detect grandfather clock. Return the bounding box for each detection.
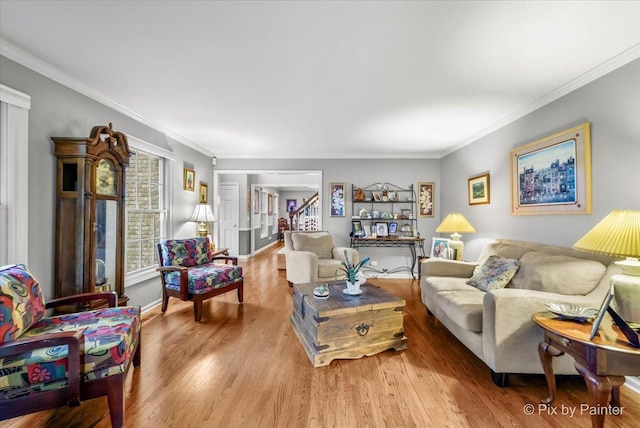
[52,123,131,310]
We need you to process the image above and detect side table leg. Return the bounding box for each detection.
[575,362,623,428]
[538,340,563,404]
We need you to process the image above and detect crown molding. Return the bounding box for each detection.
[0,84,31,109]
[441,42,640,158]
[0,39,214,157]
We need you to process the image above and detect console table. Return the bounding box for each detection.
[532,311,640,428]
[351,237,425,279]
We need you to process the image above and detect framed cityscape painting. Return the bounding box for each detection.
[329,182,345,217]
[510,123,591,215]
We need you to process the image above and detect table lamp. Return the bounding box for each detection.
[190,204,216,237]
[573,210,640,323]
[436,213,476,260]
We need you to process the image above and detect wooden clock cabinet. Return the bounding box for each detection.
[52,123,131,310]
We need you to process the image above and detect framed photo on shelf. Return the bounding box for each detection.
[511,122,591,215]
[199,183,208,203]
[387,191,397,201]
[351,220,364,237]
[418,182,434,217]
[363,225,372,237]
[372,191,382,202]
[590,285,615,340]
[388,221,398,235]
[183,167,195,191]
[430,238,452,259]
[375,222,388,237]
[468,173,490,205]
[329,182,345,217]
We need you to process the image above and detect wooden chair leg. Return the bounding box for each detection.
[238,283,244,302]
[161,293,169,313]
[133,334,141,368]
[194,299,203,322]
[106,374,125,428]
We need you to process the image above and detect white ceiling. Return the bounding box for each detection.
[1,1,639,159]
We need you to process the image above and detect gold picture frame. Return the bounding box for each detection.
[510,123,591,215]
[418,182,434,217]
[199,183,208,203]
[468,173,490,205]
[183,167,195,191]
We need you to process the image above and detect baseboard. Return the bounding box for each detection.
[624,376,640,395]
[141,299,162,314]
[254,240,280,255]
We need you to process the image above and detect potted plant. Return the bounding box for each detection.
[339,250,370,294]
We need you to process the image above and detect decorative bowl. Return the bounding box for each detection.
[545,303,598,323]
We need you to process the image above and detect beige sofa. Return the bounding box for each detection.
[420,239,616,386]
[284,231,360,286]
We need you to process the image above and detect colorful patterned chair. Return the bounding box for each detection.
[0,264,141,428]
[156,237,244,322]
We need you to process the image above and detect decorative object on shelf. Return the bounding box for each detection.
[184,167,195,191]
[340,250,370,295]
[371,210,381,219]
[511,122,591,215]
[468,173,490,205]
[190,203,216,237]
[436,213,476,261]
[372,191,382,202]
[574,209,640,323]
[545,302,599,323]
[199,182,208,203]
[351,220,364,237]
[400,223,413,237]
[376,222,389,237]
[389,222,398,236]
[418,182,434,217]
[354,188,366,201]
[388,191,397,201]
[358,208,369,218]
[329,182,346,217]
[430,238,452,259]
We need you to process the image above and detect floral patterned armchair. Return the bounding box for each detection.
[0,264,141,428]
[156,237,244,322]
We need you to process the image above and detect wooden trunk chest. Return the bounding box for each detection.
[291,281,407,367]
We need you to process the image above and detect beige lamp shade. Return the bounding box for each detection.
[573,210,640,259]
[436,213,476,236]
[190,204,216,237]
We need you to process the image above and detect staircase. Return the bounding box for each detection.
[289,192,319,231]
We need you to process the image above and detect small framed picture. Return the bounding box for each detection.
[387,191,397,201]
[590,285,615,340]
[184,167,195,191]
[286,199,297,212]
[430,238,452,259]
[329,182,346,217]
[352,220,364,237]
[375,222,388,237]
[199,183,208,203]
[364,225,372,237]
[388,221,398,235]
[468,173,490,205]
[372,191,382,202]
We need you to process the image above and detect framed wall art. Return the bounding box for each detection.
[286,199,297,212]
[199,183,208,203]
[468,173,490,205]
[418,182,434,217]
[183,167,195,191]
[268,193,273,215]
[254,189,259,214]
[329,182,345,217]
[511,123,591,215]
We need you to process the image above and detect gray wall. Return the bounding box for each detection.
[439,58,640,261]
[1,55,214,307]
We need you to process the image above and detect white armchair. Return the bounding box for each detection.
[284,231,360,286]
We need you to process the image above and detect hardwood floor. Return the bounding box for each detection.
[4,243,639,427]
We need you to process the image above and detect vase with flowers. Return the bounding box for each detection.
[338,250,370,295]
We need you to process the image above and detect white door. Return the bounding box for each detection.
[219,183,239,256]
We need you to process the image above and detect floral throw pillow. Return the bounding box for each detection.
[466,255,520,292]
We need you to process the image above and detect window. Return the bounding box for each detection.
[125,148,167,284]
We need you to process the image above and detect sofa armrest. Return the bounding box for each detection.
[211,256,239,265]
[333,247,359,265]
[285,250,319,284]
[482,288,602,374]
[421,259,477,278]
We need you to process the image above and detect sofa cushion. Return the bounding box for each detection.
[466,255,520,291]
[477,242,532,264]
[424,276,478,293]
[164,263,243,294]
[291,233,333,260]
[0,264,46,344]
[318,259,343,279]
[435,291,484,332]
[510,251,606,295]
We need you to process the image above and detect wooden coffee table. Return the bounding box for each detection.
[291,281,407,367]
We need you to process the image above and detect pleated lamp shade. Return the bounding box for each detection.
[573,210,640,259]
[436,213,476,236]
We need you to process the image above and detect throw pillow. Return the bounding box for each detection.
[466,255,520,292]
